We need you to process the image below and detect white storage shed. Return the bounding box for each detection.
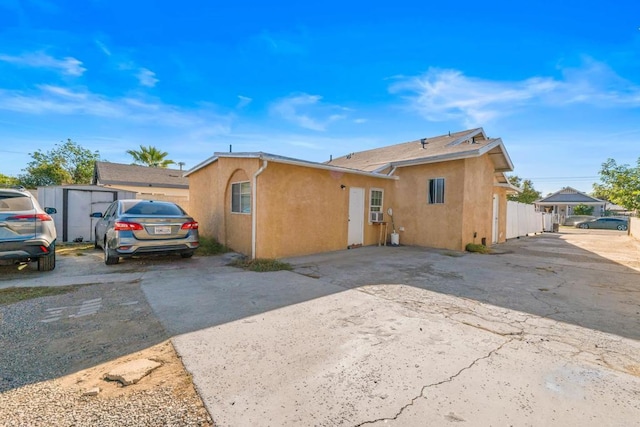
[37,185,137,243]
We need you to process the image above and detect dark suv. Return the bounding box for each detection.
[0,187,57,271]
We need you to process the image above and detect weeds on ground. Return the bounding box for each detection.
[229,258,292,272]
[197,237,229,256]
[0,285,86,305]
[465,243,491,254]
[56,243,95,256]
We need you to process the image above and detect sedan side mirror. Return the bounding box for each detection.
[90,212,103,218]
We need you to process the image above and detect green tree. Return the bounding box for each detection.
[0,173,19,186]
[17,139,100,188]
[594,158,640,212]
[507,175,542,204]
[126,145,175,168]
[573,204,594,216]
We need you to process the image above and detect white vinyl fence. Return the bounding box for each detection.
[506,201,545,239]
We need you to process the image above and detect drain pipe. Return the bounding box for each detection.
[252,159,268,259]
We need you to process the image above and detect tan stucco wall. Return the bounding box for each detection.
[188,158,261,256]
[390,160,466,251]
[460,155,496,248]
[254,162,395,258]
[189,152,506,258]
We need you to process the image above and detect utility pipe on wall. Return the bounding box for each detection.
[251,159,268,259]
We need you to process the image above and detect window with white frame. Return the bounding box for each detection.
[369,188,384,222]
[428,178,445,204]
[231,181,251,213]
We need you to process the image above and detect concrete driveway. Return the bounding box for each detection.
[2,229,638,425]
[143,229,640,426]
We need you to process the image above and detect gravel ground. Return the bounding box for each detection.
[0,260,214,426]
[0,280,167,392]
[0,383,212,427]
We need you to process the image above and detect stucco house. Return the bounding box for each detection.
[534,187,606,222]
[186,128,516,259]
[92,161,190,211]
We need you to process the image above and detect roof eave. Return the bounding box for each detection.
[186,152,399,180]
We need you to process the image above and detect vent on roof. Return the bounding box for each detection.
[420,138,428,149]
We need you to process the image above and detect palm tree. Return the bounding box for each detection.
[126,145,175,168]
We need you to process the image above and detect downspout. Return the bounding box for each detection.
[252,159,268,259]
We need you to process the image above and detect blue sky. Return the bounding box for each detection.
[0,0,639,195]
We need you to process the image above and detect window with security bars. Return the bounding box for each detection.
[231,181,251,213]
[428,178,445,204]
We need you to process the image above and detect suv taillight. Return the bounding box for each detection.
[181,221,199,230]
[114,221,144,231]
[6,214,52,221]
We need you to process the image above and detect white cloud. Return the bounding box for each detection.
[0,52,86,76]
[270,93,347,131]
[136,68,159,87]
[390,59,640,126]
[0,85,231,133]
[95,40,112,56]
[237,95,252,109]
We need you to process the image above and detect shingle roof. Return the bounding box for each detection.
[536,187,604,204]
[325,128,513,173]
[93,161,189,189]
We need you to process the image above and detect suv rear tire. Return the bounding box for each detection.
[37,249,56,271]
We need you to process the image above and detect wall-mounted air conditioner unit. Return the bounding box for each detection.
[370,212,384,223]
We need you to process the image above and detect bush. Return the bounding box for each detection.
[573,204,594,216]
[465,243,491,254]
[197,236,229,256]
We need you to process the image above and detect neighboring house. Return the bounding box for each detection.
[534,187,606,222]
[92,161,190,211]
[186,128,516,259]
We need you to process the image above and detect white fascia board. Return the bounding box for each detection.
[495,182,521,192]
[184,155,219,177]
[478,139,515,172]
[445,128,486,146]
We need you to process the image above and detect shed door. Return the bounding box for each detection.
[65,190,115,242]
[348,187,364,247]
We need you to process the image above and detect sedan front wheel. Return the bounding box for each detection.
[617,224,628,231]
[580,224,589,229]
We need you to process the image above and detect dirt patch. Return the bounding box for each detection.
[58,340,200,400]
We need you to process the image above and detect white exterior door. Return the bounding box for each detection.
[348,187,365,247]
[492,194,499,244]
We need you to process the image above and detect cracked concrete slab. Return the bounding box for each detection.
[173,284,640,426]
[104,359,162,386]
[152,230,640,426]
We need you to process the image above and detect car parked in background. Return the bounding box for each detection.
[93,199,199,265]
[0,187,57,271]
[564,215,596,226]
[575,217,628,231]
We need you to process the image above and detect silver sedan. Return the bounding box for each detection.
[575,217,628,231]
[93,199,199,265]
